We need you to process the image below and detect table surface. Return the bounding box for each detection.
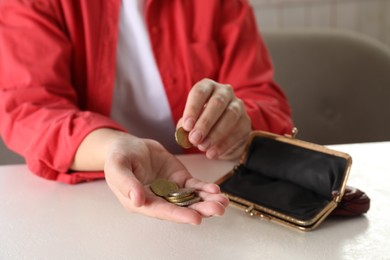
[1,142,390,260]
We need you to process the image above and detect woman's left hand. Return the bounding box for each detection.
[178,78,252,160]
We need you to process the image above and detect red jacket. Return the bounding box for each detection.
[0,0,293,184]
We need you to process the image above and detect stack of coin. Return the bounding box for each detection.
[150,179,201,207]
[175,127,193,149]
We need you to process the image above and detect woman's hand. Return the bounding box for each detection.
[71,129,228,225]
[103,133,229,225]
[179,78,252,160]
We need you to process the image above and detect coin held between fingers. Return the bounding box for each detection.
[175,127,193,149]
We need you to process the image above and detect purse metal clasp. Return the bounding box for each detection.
[292,127,298,138]
[245,205,256,216]
[284,127,299,139]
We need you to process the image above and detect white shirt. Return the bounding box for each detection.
[111,0,182,154]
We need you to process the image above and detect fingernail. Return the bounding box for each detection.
[189,130,202,144]
[130,190,143,207]
[184,118,195,131]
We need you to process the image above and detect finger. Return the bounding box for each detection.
[182,79,215,131]
[104,156,146,207]
[197,99,243,152]
[147,191,228,220]
[215,136,247,160]
[189,83,234,145]
[188,200,226,217]
[184,178,221,194]
[176,117,184,129]
[197,191,230,208]
[210,112,251,160]
[140,194,204,225]
[205,129,248,160]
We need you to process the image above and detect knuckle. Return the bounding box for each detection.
[236,98,244,107]
[192,83,209,97]
[200,78,214,84]
[209,94,227,108]
[194,78,215,91]
[219,84,233,97]
[227,101,242,119]
[223,84,233,93]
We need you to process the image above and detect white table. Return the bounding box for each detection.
[1,142,389,260]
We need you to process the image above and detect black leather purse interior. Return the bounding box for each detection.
[219,135,350,223]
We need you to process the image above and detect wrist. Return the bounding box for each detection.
[70,128,128,171]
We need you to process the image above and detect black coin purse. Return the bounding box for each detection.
[216,130,352,231]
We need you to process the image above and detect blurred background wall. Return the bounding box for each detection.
[250,0,390,49]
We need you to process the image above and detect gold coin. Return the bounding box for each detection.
[167,188,196,198]
[175,127,193,149]
[150,179,179,197]
[174,196,202,207]
[150,179,201,207]
[165,193,196,203]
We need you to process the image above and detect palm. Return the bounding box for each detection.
[105,137,228,225]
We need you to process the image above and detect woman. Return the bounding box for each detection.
[0,0,293,224]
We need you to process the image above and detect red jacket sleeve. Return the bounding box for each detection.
[0,1,123,183]
[218,0,293,134]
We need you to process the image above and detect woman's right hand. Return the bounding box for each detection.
[72,129,229,225]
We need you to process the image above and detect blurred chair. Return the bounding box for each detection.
[262,29,390,144]
[0,137,24,165]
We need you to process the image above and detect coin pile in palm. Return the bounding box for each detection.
[150,179,201,207]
